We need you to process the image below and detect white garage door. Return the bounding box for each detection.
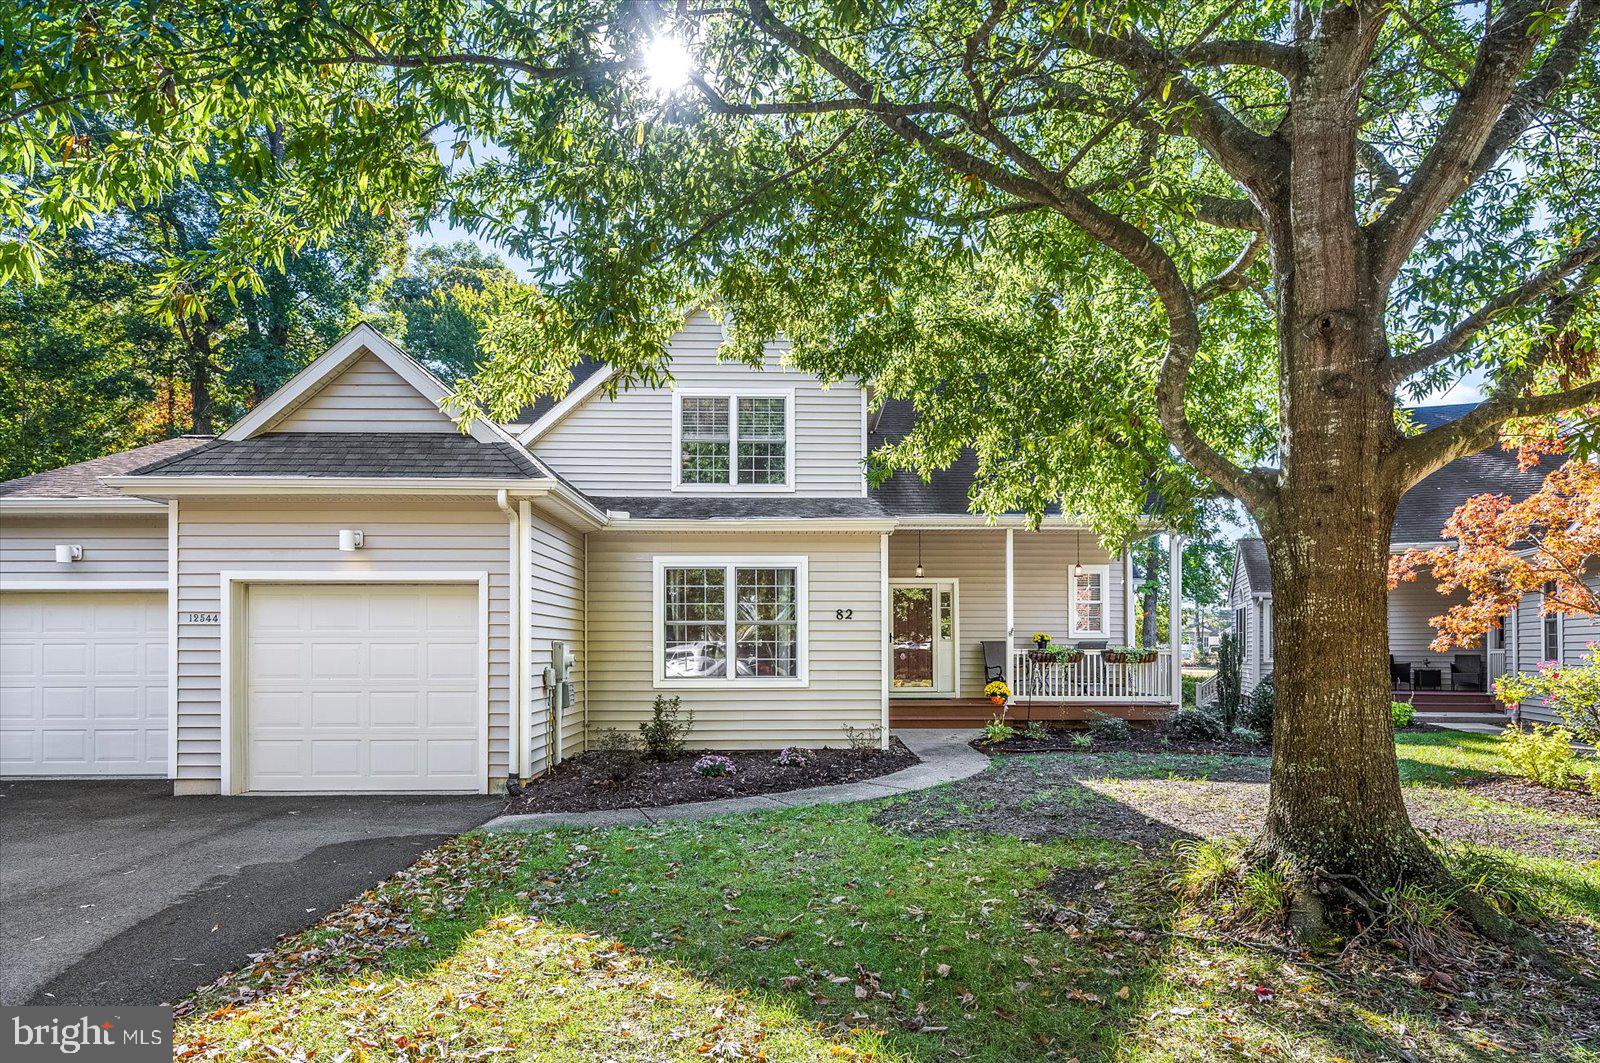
[0,592,168,777]
[244,583,481,792]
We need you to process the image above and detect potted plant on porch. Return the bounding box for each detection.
[1104,645,1159,665]
[1049,644,1085,666]
[1028,633,1054,663]
[984,679,1011,707]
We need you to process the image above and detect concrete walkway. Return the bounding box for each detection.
[483,729,987,832]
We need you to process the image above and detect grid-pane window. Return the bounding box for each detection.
[1544,613,1561,663]
[734,567,798,678]
[1072,569,1107,635]
[737,397,787,485]
[679,397,730,485]
[663,567,727,678]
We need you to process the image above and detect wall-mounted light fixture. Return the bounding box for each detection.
[338,529,365,552]
[915,531,924,578]
[55,544,83,564]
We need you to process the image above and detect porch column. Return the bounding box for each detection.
[1168,534,1184,705]
[1005,528,1015,697]
[879,532,890,748]
[1121,545,1135,643]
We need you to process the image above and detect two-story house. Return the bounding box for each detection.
[0,313,1181,795]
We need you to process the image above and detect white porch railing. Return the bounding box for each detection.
[1194,673,1219,710]
[1012,649,1176,702]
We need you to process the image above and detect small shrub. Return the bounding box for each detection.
[1091,715,1131,742]
[693,754,736,777]
[1495,645,1600,746]
[1021,721,1051,741]
[774,746,812,767]
[841,724,883,757]
[588,728,640,784]
[1167,708,1224,742]
[1498,723,1577,789]
[640,695,694,760]
[1070,732,1093,749]
[1181,672,1200,708]
[982,716,1017,744]
[1239,675,1274,736]
[1171,839,1244,901]
[1390,700,1416,729]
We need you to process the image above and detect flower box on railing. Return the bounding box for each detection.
[1049,647,1085,665]
[1104,646,1159,665]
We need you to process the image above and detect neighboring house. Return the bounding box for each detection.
[0,312,1182,794]
[1224,404,1594,721]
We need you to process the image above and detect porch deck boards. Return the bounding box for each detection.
[1392,690,1499,713]
[890,698,1171,728]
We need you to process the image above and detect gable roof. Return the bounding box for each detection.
[1235,538,1272,595]
[508,357,611,431]
[223,322,509,447]
[126,433,550,480]
[0,436,213,499]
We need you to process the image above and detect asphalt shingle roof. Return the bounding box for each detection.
[1237,538,1272,593]
[867,398,1064,516]
[507,358,610,426]
[128,433,551,480]
[0,436,214,498]
[593,495,891,520]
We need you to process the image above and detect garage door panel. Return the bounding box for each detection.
[0,592,167,777]
[244,584,480,792]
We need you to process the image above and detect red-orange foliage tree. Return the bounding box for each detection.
[1390,456,1600,650]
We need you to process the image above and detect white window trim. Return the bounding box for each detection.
[1068,563,1111,638]
[1543,608,1564,664]
[1261,599,1273,664]
[671,389,796,493]
[652,555,810,688]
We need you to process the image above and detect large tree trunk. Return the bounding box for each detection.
[1140,537,1160,647]
[188,331,215,435]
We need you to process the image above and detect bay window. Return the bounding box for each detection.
[655,557,808,686]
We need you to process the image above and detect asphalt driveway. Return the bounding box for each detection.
[0,780,501,1006]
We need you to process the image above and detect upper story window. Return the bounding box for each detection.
[674,391,793,491]
[1069,565,1110,637]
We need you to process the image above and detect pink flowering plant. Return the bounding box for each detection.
[692,754,737,777]
[1494,643,1600,746]
[774,747,811,767]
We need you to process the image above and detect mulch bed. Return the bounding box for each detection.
[977,728,1270,758]
[503,739,920,814]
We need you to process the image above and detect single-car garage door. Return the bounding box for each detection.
[0,592,168,777]
[244,583,481,792]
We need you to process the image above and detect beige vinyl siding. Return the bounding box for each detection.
[270,352,456,433]
[886,529,1124,698]
[173,499,511,784]
[1227,555,1263,693]
[1510,569,1600,724]
[533,312,866,497]
[0,514,168,584]
[585,531,882,746]
[526,509,586,765]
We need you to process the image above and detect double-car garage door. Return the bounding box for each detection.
[2,583,481,791]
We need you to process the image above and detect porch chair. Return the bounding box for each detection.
[981,640,1007,686]
[1451,654,1486,693]
[1389,655,1412,691]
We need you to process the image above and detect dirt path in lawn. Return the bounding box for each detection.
[874,751,1600,863]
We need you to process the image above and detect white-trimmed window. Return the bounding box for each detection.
[1069,564,1110,637]
[673,391,794,490]
[1543,611,1563,664]
[653,557,809,687]
[1261,599,1273,664]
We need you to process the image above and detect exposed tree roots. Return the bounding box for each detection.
[1237,837,1598,988]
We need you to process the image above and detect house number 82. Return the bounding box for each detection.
[835,609,853,620]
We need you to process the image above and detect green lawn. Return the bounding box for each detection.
[1395,728,1518,785]
[176,732,1599,1062]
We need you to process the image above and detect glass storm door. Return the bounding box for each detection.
[892,582,956,693]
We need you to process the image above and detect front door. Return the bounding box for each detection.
[891,581,957,694]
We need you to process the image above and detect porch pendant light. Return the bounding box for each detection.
[915,532,924,578]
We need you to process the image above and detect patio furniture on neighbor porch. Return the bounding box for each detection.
[1451,654,1486,693]
[982,640,1007,686]
[1414,667,1442,692]
[1390,656,1412,691]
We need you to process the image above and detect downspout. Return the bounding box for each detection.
[497,489,523,794]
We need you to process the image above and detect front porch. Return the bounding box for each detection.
[884,526,1182,727]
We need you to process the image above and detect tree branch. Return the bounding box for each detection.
[1197,231,1267,303]
[1172,39,1301,77]
[1383,236,1600,384]
[1191,194,1265,230]
[1369,0,1584,283]
[1391,379,1600,488]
